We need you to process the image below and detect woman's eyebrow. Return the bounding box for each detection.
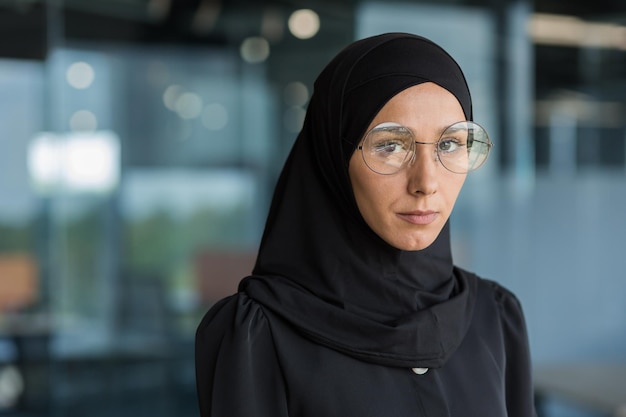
[411,122,462,138]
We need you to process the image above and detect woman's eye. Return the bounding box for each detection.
[373,140,407,155]
[438,139,463,153]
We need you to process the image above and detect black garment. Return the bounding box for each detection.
[195,275,535,416]
[195,33,536,416]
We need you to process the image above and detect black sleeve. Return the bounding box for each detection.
[495,285,537,417]
[195,294,289,417]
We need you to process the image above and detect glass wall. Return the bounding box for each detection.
[0,1,624,416]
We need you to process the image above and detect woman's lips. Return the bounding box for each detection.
[397,211,438,225]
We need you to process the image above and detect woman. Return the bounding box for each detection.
[195,32,536,416]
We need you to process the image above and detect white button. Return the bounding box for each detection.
[411,367,429,375]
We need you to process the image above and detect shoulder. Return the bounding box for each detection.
[477,277,526,317]
[467,273,530,340]
[458,267,524,310]
[457,268,528,329]
[477,277,523,306]
[196,292,270,343]
[195,295,289,417]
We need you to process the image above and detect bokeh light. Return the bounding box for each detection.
[240,37,270,63]
[175,92,203,120]
[163,84,184,111]
[66,61,95,89]
[283,81,309,107]
[69,110,98,132]
[288,9,320,39]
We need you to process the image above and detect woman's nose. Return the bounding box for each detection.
[406,145,439,195]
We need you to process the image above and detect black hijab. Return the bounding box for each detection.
[239,33,477,368]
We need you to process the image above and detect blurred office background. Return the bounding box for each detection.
[0,0,624,416]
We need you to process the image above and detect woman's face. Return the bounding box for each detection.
[348,82,467,251]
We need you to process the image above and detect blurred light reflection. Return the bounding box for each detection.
[283,81,309,107]
[261,7,285,42]
[66,61,95,89]
[69,109,98,132]
[240,36,270,63]
[288,9,320,39]
[163,84,184,111]
[28,131,120,194]
[175,92,203,120]
[529,13,626,50]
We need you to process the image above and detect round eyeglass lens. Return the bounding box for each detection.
[437,121,491,174]
[360,122,414,175]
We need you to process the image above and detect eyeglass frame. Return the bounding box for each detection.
[356,121,492,175]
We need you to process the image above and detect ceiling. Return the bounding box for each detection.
[1,0,625,61]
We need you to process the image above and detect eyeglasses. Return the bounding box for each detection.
[357,121,492,175]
